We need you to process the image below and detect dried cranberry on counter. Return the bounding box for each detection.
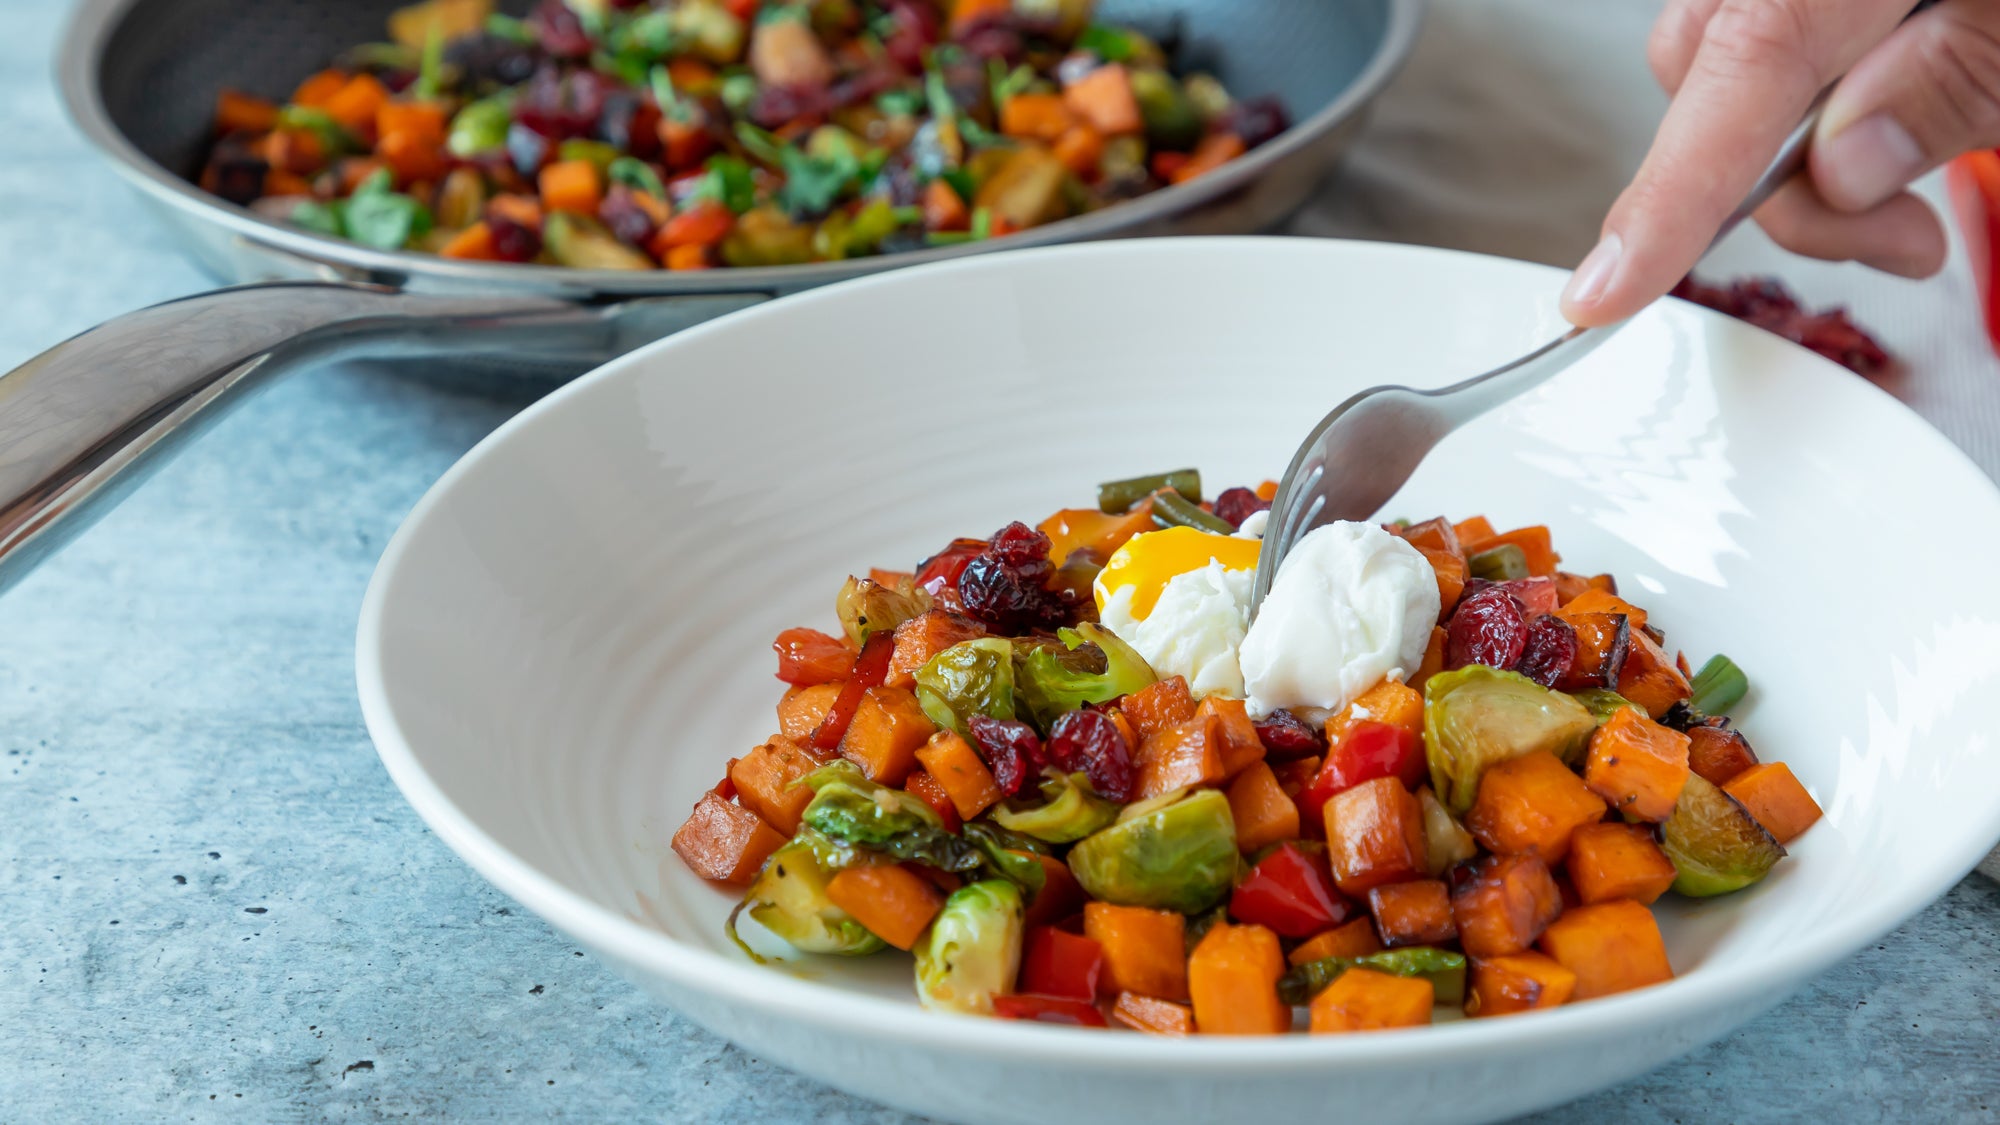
[1671,275,1892,377]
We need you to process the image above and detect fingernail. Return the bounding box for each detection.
[1563,232,1623,309]
[1818,113,1924,210]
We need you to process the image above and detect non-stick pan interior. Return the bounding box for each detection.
[96,0,1391,185]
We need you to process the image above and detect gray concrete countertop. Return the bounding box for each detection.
[3,1,1996,1121]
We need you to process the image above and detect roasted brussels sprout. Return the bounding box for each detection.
[799,762,977,865]
[1130,69,1203,151]
[1570,688,1639,726]
[1424,666,1598,815]
[734,829,886,956]
[1418,786,1478,876]
[991,771,1119,844]
[543,212,654,269]
[1067,788,1238,913]
[914,638,1017,737]
[914,880,1025,1014]
[835,574,927,648]
[1660,772,1784,896]
[1012,624,1156,731]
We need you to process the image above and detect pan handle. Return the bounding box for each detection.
[0,280,682,595]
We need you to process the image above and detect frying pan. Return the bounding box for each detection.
[0,0,1420,594]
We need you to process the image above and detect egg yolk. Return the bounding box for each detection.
[1094,526,1261,621]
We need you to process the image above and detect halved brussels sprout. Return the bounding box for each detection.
[914,880,1025,1014]
[835,574,927,648]
[1067,788,1238,913]
[1012,623,1156,731]
[735,828,886,956]
[1424,666,1598,815]
[1418,786,1478,876]
[914,637,1017,737]
[1661,772,1784,896]
[543,212,654,270]
[1570,688,1639,726]
[1129,69,1203,151]
[991,771,1119,844]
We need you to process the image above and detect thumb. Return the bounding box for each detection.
[1815,0,2000,212]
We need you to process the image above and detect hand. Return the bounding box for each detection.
[1561,0,1990,326]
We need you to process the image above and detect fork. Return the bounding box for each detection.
[1249,94,1829,616]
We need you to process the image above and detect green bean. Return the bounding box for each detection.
[1688,654,1749,716]
[1098,468,1200,513]
[1150,490,1233,535]
[1467,543,1530,582]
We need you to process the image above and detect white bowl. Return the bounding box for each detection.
[357,239,2000,1125]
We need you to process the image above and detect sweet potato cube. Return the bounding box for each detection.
[1557,612,1631,691]
[1416,545,1468,616]
[1555,587,1649,631]
[778,682,841,743]
[1616,629,1691,719]
[1399,515,1463,557]
[1188,922,1289,1035]
[1724,762,1823,844]
[1135,714,1225,799]
[1226,761,1301,853]
[914,730,1003,820]
[1567,822,1677,905]
[1466,952,1577,1017]
[1287,917,1383,966]
[1021,851,1085,928]
[1198,695,1266,778]
[1553,571,1616,607]
[1367,880,1458,947]
[670,792,785,886]
[1537,900,1674,1000]
[1111,992,1194,1036]
[825,864,945,951]
[837,685,935,785]
[1452,515,1496,544]
[1326,680,1424,744]
[1466,750,1607,863]
[1085,902,1188,1002]
[1308,967,1434,1033]
[1122,675,1197,741]
[728,735,820,835]
[1323,777,1428,896]
[1451,853,1564,958]
[1472,526,1558,577]
[1411,626,1447,692]
[1583,707,1691,822]
[886,609,985,689]
[1686,722,1760,786]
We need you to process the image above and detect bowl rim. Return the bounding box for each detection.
[357,236,2000,1064]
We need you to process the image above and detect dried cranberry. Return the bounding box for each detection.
[1047,709,1136,801]
[1671,274,1892,377]
[829,64,901,111]
[958,556,1068,631]
[446,32,545,89]
[882,0,940,73]
[597,91,662,160]
[599,187,658,246]
[514,65,614,140]
[988,522,1051,568]
[970,715,1044,797]
[748,84,829,130]
[915,538,987,597]
[1514,614,1579,688]
[530,0,593,58]
[205,135,268,206]
[486,213,542,262]
[954,13,1025,64]
[1213,487,1271,530]
[1218,95,1290,149]
[1445,588,1528,671]
[1253,708,1326,758]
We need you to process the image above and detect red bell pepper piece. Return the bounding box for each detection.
[1228,842,1354,938]
[811,633,894,752]
[1299,721,1426,824]
[904,770,962,833]
[1018,926,1105,1001]
[991,994,1109,1027]
[915,537,987,598]
[773,627,854,685]
[1950,150,2000,356]
[712,759,739,802]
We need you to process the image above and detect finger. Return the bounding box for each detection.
[1814,0,2000,212]
[1752,177,1948,276]
[1564,0,1911,326]
[1648,0,1729,93]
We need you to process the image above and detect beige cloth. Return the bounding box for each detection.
[1288,0,2000,881]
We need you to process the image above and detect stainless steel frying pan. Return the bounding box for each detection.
[0,0,1420,594]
